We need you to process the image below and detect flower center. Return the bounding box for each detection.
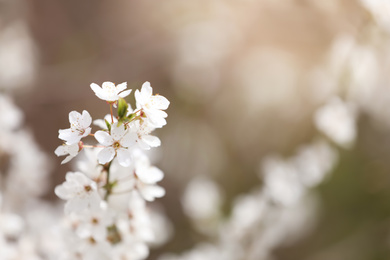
[113,141,121,149]
[91,217,99,225]
[84,185,92,192]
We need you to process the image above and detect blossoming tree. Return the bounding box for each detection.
[55,81,169,260]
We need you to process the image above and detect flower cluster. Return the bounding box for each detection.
[55,81,170,260]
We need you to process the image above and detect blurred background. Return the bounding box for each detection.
[2,0,390,259]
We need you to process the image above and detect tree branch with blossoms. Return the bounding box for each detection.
[54,81,169,260]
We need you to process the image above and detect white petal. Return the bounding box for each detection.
[121,131,137,148]
[55,145,67,156]
[58,129,81,145]
[116,82,127,92]
[141,81,153,98]
[90,83,102,94]
[117,149,132,167]
[118,89,131,98]
[98,147,115,164]
[68,143,80,156]
[137,139,151,150]
[54,185,70,200]
[95,131,114,146]
[81,127,92,138]
[134,89,145,106]
[137,166,164,184]
[69,111,81,125]
[142,135,161,147]
[81,110,92,128]
[139,185,165,201]
[110,123,125,141]
[61,155,74,164]
[150,95,170,110]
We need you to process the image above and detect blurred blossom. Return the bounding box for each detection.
[181,176,222,235]
[182,176,222,220]
[0,93,23,130]
[360,0,390,31]
[0,21,37,90]
[308,35,355,103]
[314,97,357,148]
[261,155,305,206]
[148,208,174,248]
[292,140,338,187]
[228,189,267,236]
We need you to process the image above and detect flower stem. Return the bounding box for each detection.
[103,161,113,200]
[110,103,114,124]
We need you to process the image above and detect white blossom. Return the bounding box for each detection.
[314,97,357,148]
[55,172,101,214]
[76,205,114,241]
[132,153,165,201]
[182,177,222,220]
[130,120,161,150]
[55,143,80,164]
[0,94,23,130]
[59,110,92,145]
[95,123,137,166]
[90,82,131,102]
[135,81,170,128]
[108,151,165,203]
[117,192,154,242]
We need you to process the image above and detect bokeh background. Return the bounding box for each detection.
[2,0,390,259]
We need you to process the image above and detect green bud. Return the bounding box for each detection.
[117,98,128,119]
[105,119,111,132]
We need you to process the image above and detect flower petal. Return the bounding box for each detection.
[81,110,92,128]
[90,83,106,100]
[98,147,116,164]
[137,166,164,184]
[134,89,145,106]
[150,95,170,110]
[141,81,153,99]
[117,149,132,167]
[121,131,137,148]
[61,155,74,164]
[116,82,127,92]
[139,185,165,201]
[58,129,81,145]
[95,131,114,146]
[118,89,132,98]
[55,145,67,156]
[142,135,161,148]
[110,123,125,141]
[68,111,81,125]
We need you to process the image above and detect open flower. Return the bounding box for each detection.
[59,110,92,145]
[135,82,170,128]
[90,82,131,102]
[129,121,161,150]
[55,172,101,214]
[94,123,137,167]
[130,152,165,201]
[55,143,80,164]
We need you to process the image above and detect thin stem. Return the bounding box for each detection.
[82,145,105,148]
[103,161,113,200]
[110,103,114,124]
